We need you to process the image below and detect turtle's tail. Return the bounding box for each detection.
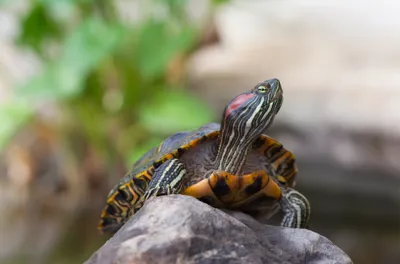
[98,178,146,233]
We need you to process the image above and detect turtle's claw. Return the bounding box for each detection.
[143,187,160,200]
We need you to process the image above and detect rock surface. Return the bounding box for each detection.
[86,195,352,264]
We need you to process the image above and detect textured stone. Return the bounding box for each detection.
[86,195,352,264]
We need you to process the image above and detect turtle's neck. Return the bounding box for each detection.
[214,126,254,175]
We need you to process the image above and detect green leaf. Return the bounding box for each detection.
[135,20,196,79]
[17,2,63,54]
[0,101,33,150]
[138,89,214,135]
[16,17,124,101]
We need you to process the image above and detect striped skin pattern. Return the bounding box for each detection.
[215,79,283,175]
[142,158,186,200]
[280,189,311,228]
[98,78,310,232]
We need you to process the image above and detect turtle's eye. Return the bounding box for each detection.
[257,85,268,94]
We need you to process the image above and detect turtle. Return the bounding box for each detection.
[98,78,310,233]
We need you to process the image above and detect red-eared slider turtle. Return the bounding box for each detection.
[98,78,310,233]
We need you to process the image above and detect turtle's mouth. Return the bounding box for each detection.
[271,88,283,102]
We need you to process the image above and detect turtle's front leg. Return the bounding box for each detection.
[279,188,311,228]
[142,158,186,200]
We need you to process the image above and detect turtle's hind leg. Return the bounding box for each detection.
[142,158,186,200]
[97,177,146,233]
[279,188,311,228]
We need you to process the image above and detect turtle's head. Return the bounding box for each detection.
[221,78,283,140]
[216,78,283,174]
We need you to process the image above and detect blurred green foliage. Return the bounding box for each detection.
[1,0,216,167]
[0,1,225,263]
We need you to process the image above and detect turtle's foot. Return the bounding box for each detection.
[279,188,311,228]
[143,185,179,200]
[142,158,186,200]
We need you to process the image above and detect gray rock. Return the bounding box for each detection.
[86,195,352,264]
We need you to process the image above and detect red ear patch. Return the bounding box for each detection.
[225,93,254,119]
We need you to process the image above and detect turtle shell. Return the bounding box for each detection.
[99,122,297,232]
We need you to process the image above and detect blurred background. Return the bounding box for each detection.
[0,0,399,263]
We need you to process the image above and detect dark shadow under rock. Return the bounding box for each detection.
[86,195,352,264]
